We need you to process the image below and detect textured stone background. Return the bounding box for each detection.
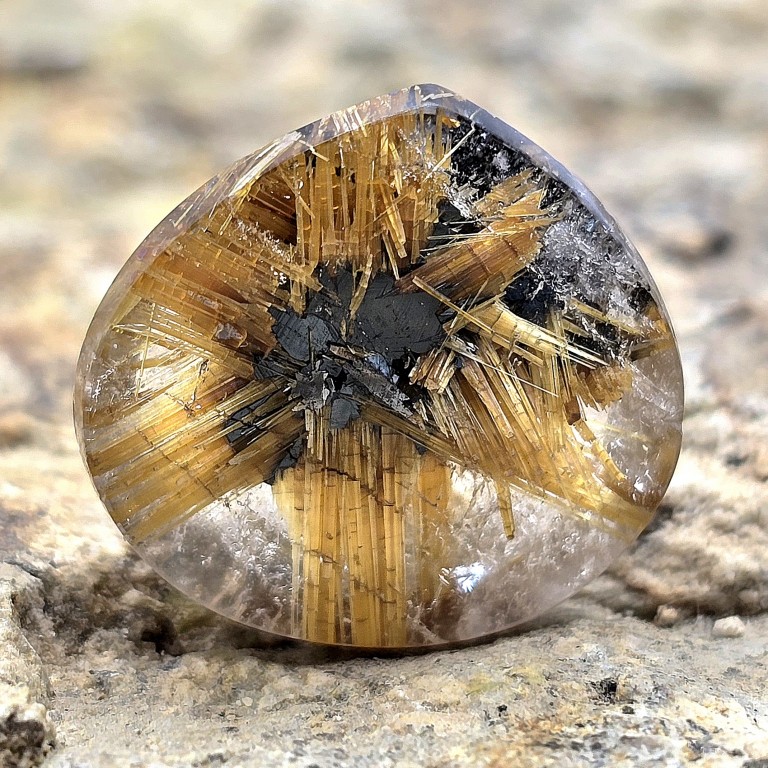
[1,1,767,766]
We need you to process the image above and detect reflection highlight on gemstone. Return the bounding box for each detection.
[442,563,488,595]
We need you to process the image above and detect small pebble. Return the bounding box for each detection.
[712,616,746,638]
[655,605,681,628]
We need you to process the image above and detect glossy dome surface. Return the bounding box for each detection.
[75,85,683,648]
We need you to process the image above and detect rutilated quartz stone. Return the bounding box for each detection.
[75,85,684,649]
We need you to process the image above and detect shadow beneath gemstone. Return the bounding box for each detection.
[211,599,599,664]
[18,543,598,666]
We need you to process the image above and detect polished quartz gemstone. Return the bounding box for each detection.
[75,84,684,648]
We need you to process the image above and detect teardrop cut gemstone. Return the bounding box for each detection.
[75,85,684,648]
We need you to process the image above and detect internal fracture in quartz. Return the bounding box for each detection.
[76,85,683,648]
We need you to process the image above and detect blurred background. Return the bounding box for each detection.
[1,1,768,763]
[1,0,766,436]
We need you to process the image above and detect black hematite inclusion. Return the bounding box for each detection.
[225,394,285,453]
[349,272,444,360]
[240,267,447,473]
[448,117,529,197]
[425,199,484,255]
[502,266,565,326]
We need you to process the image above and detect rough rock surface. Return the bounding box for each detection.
[1,0,767,765]
[0,566,55,768]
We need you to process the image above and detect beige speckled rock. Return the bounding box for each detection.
[0,566,55,768]
[713,616,747,639]
[1,0,768,765]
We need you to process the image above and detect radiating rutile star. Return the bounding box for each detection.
[75,85,683,648]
